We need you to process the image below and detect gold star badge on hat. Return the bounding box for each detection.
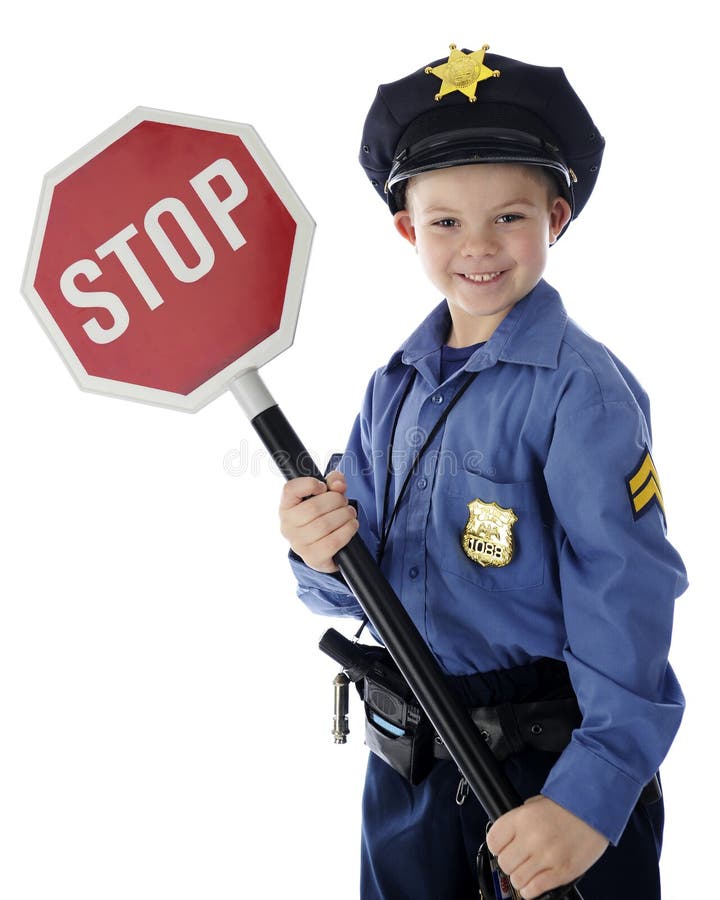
[425,44,500,102]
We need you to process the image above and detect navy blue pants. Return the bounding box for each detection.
[360,750,664,899]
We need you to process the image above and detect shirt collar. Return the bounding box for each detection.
[386,279,568,373]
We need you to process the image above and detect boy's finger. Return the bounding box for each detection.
[282,488,350,534]
[486,814,516,857]
[308,517,361,566]
[325,470,347,492]
[279,477,327,510]
[299,504,358,547]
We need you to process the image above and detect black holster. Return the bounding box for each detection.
[361,671,436,785]
[319,628,435,783]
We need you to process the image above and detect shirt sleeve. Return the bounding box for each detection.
[540,398,687,844]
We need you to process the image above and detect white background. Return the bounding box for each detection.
[1,3,714,898]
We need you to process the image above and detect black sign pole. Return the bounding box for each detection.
[231,370,583,900]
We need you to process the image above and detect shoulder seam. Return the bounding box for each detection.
[559,327,608,403]
[556,398,639,430]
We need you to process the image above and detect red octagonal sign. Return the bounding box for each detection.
[22,107,314,411]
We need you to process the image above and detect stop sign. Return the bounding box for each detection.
[22,107,314,411]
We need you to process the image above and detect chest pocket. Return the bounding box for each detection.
[435,470,545,591]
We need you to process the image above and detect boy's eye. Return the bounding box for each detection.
[433,217,458,228]
[496,213,524,224]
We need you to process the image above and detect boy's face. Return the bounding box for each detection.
[393,164,571,345]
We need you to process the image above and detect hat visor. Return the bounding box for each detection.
[386,127,573,210]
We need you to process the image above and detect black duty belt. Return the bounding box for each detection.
[431,697,581,762]
[431,698,660,806]
[320,627,663,806]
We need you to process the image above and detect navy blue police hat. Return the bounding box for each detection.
[359,44,605,222]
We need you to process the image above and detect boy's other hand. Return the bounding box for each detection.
[486,795,609,899]
[279,471,359,573]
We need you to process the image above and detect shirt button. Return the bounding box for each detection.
[417,477,428,490]
[409,566,419,579]
[431,393,444,404]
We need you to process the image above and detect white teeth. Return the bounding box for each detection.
[463,272,501,282]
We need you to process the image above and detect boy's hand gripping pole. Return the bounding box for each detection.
[231,368,584,900]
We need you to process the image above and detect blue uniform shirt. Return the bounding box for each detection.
[290,279,686,844]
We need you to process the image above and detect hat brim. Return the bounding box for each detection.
[386,126,574,214]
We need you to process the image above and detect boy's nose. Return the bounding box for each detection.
[461,226,497,257]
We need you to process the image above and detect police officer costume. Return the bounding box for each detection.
[290,45,686,899]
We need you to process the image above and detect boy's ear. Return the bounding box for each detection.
[549,197,572,244]
[393,210,417,246]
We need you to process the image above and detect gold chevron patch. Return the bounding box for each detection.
[627,447,665,521]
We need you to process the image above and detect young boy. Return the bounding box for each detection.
[279,44,686,900]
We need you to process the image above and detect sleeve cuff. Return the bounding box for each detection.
[541,739,646,845]
[288,551,364,618]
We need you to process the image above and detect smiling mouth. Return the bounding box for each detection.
[460,271,504,283]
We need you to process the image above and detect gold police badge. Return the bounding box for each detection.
[462,499,518,568]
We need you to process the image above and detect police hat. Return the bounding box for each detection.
[359,44,605,221]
